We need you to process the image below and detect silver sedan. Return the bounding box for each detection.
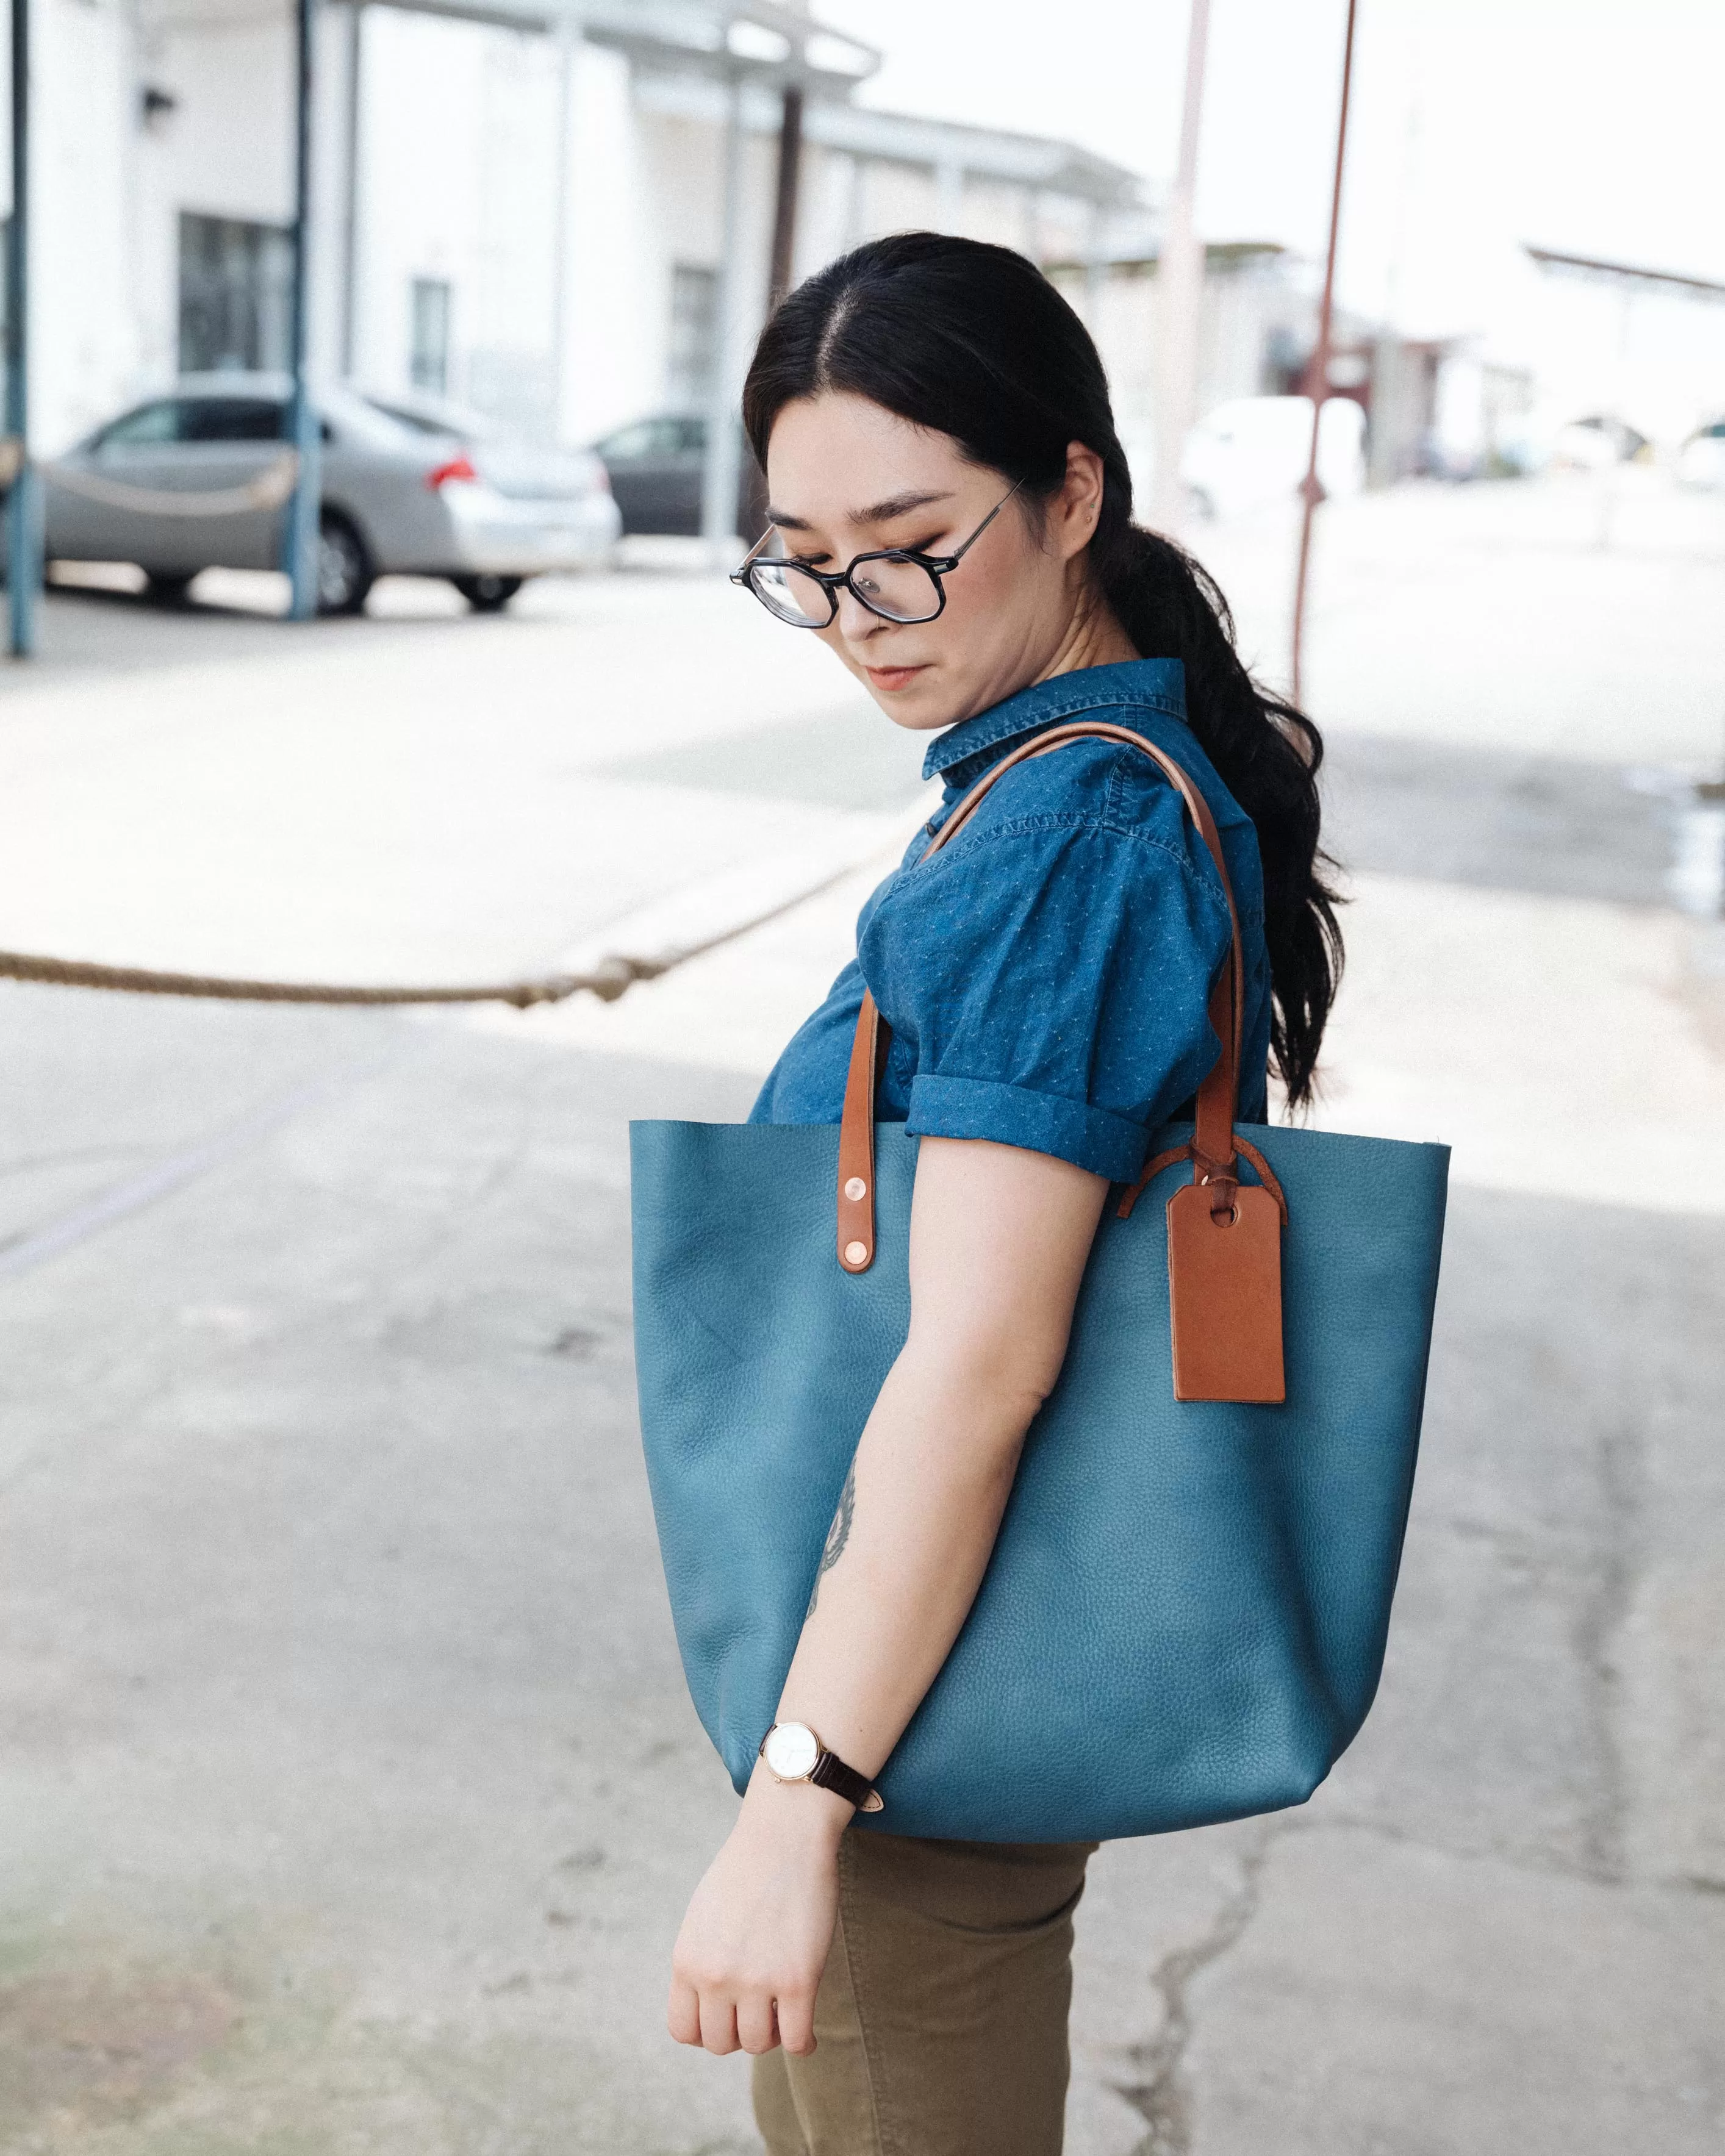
[41,375,622,614]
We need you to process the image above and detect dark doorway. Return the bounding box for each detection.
[667,263,718,414]
[178,213,293,373]
[410,278,452,396]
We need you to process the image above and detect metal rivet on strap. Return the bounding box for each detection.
[844,1240,869,1266]
[844,1176,867,1202]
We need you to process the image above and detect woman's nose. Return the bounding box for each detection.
[834,587,888,640]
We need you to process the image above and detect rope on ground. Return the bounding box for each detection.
[40,452,301,518]
[0,854,864,1011]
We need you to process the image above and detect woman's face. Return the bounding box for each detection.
[762,392,1112,732]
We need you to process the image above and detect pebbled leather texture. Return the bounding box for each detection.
[631,1114,1450,1843]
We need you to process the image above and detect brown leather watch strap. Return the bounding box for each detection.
[809,1747,885,1813]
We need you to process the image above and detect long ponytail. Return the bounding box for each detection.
[744,232,1342,1107]
[1091,521,1340,1105]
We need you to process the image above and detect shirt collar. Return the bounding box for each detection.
[920,658,1189,792]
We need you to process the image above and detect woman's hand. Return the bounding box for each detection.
[668,1770,850,2057]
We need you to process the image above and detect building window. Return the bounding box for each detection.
[178,213,292,373]
[667,263,718,414]
[410,278,452,396]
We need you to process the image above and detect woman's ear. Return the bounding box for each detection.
[1051,442,1108,561]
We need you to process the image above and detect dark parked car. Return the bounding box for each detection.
[592,414,759,537]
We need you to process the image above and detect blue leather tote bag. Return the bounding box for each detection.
[631,724,1449,1842]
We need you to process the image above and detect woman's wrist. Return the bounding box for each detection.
[741,1758,854,1843]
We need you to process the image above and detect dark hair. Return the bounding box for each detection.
[742,231,1343,1109]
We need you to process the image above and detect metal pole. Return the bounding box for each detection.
[700,68,745,560]
[1289,0,1359,706]
[767,82,803,310]
[1149,0,1210,531]
[338,0,363,378]
[550,14,577,440]
[5,0,39,658]
[1083,199,1106,335]
[1594,282,1632,552]
[284,0,322,619]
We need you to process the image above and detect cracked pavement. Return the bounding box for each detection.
[2,487,1724,2152]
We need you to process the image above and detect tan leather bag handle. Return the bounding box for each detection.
[835,720,1286,1273]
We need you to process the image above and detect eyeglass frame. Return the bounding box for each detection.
[729,479,1025,629]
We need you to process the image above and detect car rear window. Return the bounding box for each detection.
[180,398,287,443]
[365,398,460,438]
[600,418,695,460]
[362,396,503,445]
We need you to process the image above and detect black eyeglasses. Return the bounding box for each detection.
[731,481,1024,629]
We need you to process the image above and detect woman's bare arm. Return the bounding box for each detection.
[669,1134,1108,2058]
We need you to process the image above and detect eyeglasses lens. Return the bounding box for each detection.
[750,560,834,626]
[847,556,942,623]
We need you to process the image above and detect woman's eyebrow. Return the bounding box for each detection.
[857,488,953,523]
[764,488,955,533]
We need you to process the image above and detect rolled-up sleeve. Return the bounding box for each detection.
[858,812,1233,1182]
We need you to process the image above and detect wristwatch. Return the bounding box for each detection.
[758,1721,884,1813]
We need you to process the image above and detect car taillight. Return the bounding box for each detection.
[425,452,478,490]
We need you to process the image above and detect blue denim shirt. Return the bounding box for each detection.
[749,657,1272,1183]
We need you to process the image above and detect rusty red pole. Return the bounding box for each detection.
[1289,0,1358,706]
[768,84,805,310]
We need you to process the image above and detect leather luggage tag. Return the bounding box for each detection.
[1166,1181,1286,1404]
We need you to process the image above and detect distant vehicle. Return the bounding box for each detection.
[1549,414,1651,471]
[1676,418,1725,490]
[592,412,757,537]
[37,376,620,614]
[1179,396,1366,521]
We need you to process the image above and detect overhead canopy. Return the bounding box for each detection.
[804,102,1140,208]
[152,0,883,96]
[1526,243,1725,304]
[138,0,877,91]
[578,0,878,93]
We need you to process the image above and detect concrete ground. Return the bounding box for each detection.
[1,479,1723,2154]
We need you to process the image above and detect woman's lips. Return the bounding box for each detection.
[865,663,927,692]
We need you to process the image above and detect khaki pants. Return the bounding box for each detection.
[752,1830,1096,2156]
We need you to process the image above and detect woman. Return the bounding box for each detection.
[665,233,1341,2155]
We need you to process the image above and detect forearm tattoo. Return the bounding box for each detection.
[806,1459,857,1617]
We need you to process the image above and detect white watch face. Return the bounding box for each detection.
[764,1722,820,1780]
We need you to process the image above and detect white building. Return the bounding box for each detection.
[7,0,1357,489]
[11,0,1169,459]
[15,0,1707,525]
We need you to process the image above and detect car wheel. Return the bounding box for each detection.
[451,574,524,614]
[143,571,196,606]
[317,514,373,616]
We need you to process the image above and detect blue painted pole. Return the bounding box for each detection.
[6,0,39,657]
[284,0,321,619]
